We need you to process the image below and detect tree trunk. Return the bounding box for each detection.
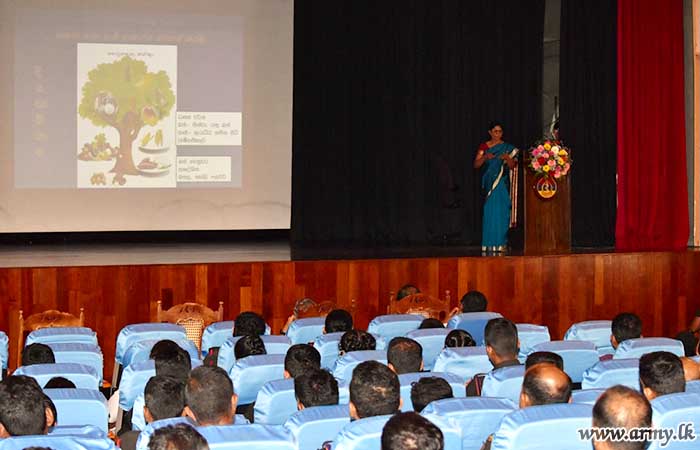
[111,128,140,176]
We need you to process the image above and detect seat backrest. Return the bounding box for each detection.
[414,413,463,450]
[14,362,100,390]
[333,414,393,450]
[45,388,108,432]
[516,324,551,359]
[217,335,291,373]
[120,338,200,368]
[0,434,117,450]
[581,358,639,390]
[433,346,492,381]
[115,323,187,364]
[570,388,606,405]
[685,379,700,394]
[405,328,451,371]
[332,350,388,383]
[481,365,526,405]
[48,425,105,437]
[196,424,296,450]
[230,354,286,404]
[367,314,424,342]
[254,378,297,425]
[530,340,599,383]
[0,331,8,370]
[26,327,98,346]
[446,312,503,345]
[490,403,593,450]
[46,343,104,382]
[648,392,700,450]
[564,320,613,356]
[284,404,350,450]
[135,416,197,450]
[201,321,235,355]
[314,332,345,369]
[422,397,515,450]
[286,317,326,345]
[398,372,466,412]
[614,337,685,359]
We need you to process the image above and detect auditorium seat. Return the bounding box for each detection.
[648,392,700,450]
[201,321,272,356]
[0,331,7,372]
[14,362,101,390]
[433,346,492,381]
[421,397,515,450]
[490,403,593,450]
[447,312,503,345]
[516,324,551,361]
[332,350,388,382]
[196,424,296,450]
[26,327,98,346]
[398,372,466,411]
[46,342,104,382]
[367,314,424,343]
[286,317,326,344]
[530,340,599,383]
[120,337,200,368]
[481,365,526,405]
[332,414,393,450]
[217,335,291,373]
[135,416,198,450]
[283,404,350,450]
[48,425,106,437]
[685,379,700,394]
[405,328,452,371]
[0,433,117,450]
[570,388,606,405]
[415,413,463,450]
[581,358,639,390]
[230,354,286,405]
[564,320,614,357]
[45,388,108,432]
[613,337,684,359]
[254,378,296,425]
[314,332,345,369]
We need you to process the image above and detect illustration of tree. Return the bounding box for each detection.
[78,56,175,178]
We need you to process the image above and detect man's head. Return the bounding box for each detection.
[675,331,698,357]
[519,364,572,408]
[0,376,49,437]
[44,377,76,389]
[339,330,376,354]
[324,309,353,333]
[444,330,475,348]
[592,385,652,450]
[525,351,564,370]
[148,424,209,450]
[610,313,642,349]
[484,318,519,365]
[349,361,401,419]
[387,337,423,374]
[233,311,266,337]
[460,291,488,313]
[294,368,339,410]
[284,344,321,379]
[418,318,444,329]
[144,376,186,424]
[381,412,444,450]
[151,341,192,381]
[681,357,700,381]
[410,377,453,413]
[639,351,685,400]
[184,366,238,426]
[233,335,266,360]
[21,343,55,366]
[396,284,420,301]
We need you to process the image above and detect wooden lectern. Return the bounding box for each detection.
[523,169,571,254]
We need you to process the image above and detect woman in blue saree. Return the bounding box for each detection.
[473,122,518,253]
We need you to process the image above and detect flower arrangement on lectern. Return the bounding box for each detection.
[527,139,572,199]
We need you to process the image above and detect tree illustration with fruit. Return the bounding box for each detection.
[78,56,174,184]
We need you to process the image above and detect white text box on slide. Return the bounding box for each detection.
[177,156,231,182]
[176,112,242,146]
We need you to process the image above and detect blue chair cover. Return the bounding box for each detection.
[614,337,685,359]
[230,354,286,404]
[196,424,296,450]
[447,312,503,345]
[564,320,614,356]
[691,355,700,363]
[516,324,551,360]
[398,372,466,412]
[315,332,344,369]
[48,425,105,437]
[491,403,594,450]
[286,317,326,345]
[570,388,606,405]
[115,323,187,364]
[0,434,117,450]
[414,413,463,450]
[406,328,452,371]
[481,365,526,405]
[685,379,700,394]
[120,338,200,368]
[433,347,492,381]
[26,327,98,347]
[367,314,424,342]
[529,341,599,383]
[254,378,297,425]
[333,414,393,450]
[581,358,639,390]
[649,392,700,450]
[422,397,515,450]
[47,343,104,381]
[217,335,291,373]
[284,404,350,450]
[0,331,7,370]
[338,379,350,404]
[201,321,235,355]
[332,350,388,383]
[45,388,108,432]
[14,363,100,390]
[135,416,197,450]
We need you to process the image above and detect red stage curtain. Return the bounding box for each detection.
[616,0,689,250]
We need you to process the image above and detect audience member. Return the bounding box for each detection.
[349,361,401,419]
[519,364,572,408]
[339,330,376,355]
[460,291,488,313]
[0,376,49,437]
[681,357,700,381]
[148,423,209,450]
[44,377,76,389]
[466,318,520,396]
[610,313,642,350]
[525,351,564,370]
[639,351,685,400]
[444,330,475,348]
[675,330,698,357]
[396,284,420,300]
[43,394,57,428]
[284,344,321,379]
[233,311,266,337]
[592,385,651,450]
[151,341,192,381]
[387,337,423,374]
[294,368,339,410]
[410,377,453,413]
[325,309,354,333]
[381,412,444,450]
[419,318,444,329]
[233,335,267,360]
[21,343,55,366]
[184,366,238,426]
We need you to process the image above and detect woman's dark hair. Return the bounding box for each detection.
[339,330,376,354]
[488,121,503,130]
[234,335,267,360]
[418,318,444,329]
[325,309,353,333]
[444,329,476,348]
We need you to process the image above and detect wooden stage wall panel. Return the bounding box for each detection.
[1,251,699,375]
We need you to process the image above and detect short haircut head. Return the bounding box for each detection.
[44,377,76,389]
[340,330,376,353]
[387,337,423,374]
[381,412,444,450]
[639,351,685,397]
[525,351,564,370]
[151,341,192,381]
[285,344,321,378]
[592,385,651,450]
[349,361,400,418]
[234,335,267,360]
[611,313,642,345]
[444,330,475,348]
[294,369,339,408]
[410,377,453,413]
[21,343,55,366]
[675,331,698,357]
[418,319,444,330]
[484,318,518,358]
[460,291,488,313]
[325,309,353,333]
[0,376,47,436]
[521,365,572,406]
[148,423,209,450]
[145,376,186,421]
[185,366,234,425]
[396,284,420,300]
[233,311,266,337]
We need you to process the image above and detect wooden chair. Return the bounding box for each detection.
[386,291,451,322]
[293,297,336,319]
[16,308,85,367]
[156,301,223,351]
